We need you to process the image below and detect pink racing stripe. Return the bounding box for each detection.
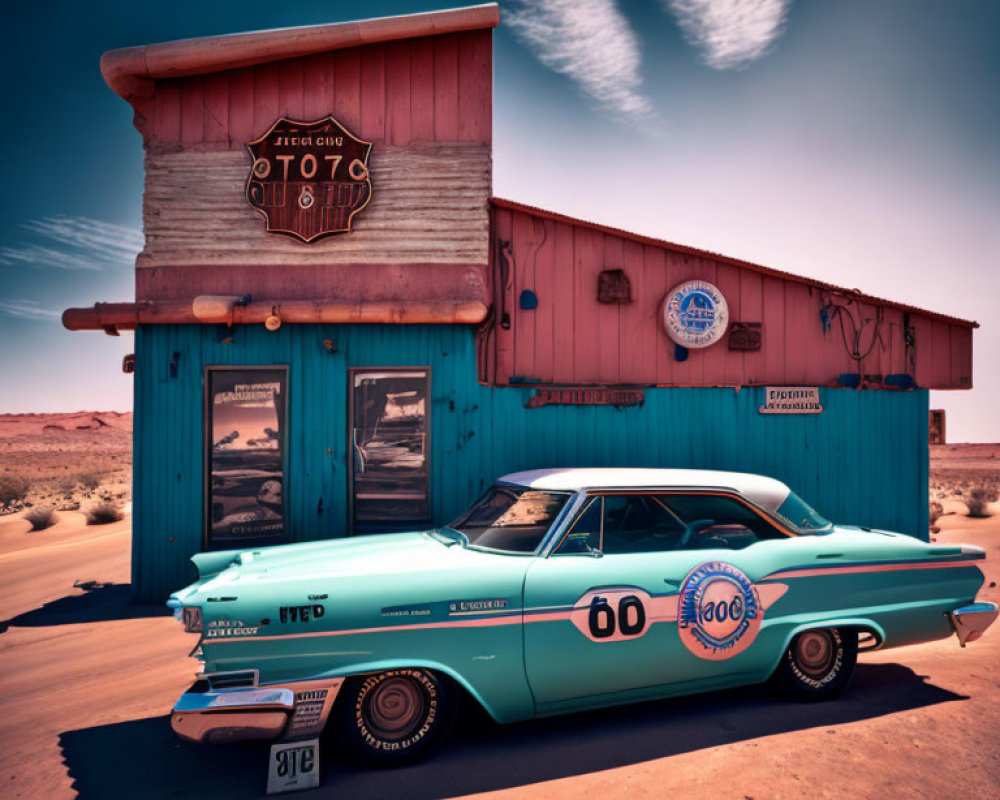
[764,559,977,580]
[523,610,573,624]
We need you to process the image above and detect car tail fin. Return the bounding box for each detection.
[190,549,244,580]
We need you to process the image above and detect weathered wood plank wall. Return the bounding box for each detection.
[488,201,973,390]
[131,31,492,303]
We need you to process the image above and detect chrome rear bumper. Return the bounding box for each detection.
[171,675,344,744]
[948,602,998,647]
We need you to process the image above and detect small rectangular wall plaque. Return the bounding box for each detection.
[266,738,320,794]
[759,386,823,414]
[597,269,632,304]
[729,322,762,351]
[526,388,644,408]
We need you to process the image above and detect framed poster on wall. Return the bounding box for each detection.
[349,368,431,534]
[205,366,288,549]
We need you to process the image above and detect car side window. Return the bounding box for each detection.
[553,497,602,554]
[660,494,788,550]
[601,495,686,554]
[554,494,687,555]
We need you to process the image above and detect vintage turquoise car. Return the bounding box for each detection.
[167,468,996,765]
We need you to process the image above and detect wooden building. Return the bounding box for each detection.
[63,4,977,601]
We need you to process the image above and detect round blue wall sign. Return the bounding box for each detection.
[661,280,729,349]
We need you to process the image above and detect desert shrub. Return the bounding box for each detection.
[24,505,58,531]
[85,501,123,525]
[929,501,943,526]
[0,474,30,510]
[77,472,101,491]
[966,487,995,518]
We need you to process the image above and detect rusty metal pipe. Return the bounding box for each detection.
[62,297,488,332]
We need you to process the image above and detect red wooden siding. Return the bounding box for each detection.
[133,31,491,150]
[486,202,974,391]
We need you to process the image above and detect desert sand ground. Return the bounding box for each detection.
[0,441,997,799]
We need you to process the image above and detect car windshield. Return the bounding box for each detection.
[773,490,832,532]
[449,485,571,553]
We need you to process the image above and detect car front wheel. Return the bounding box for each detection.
[334,668,457,766]
[773,627,857,701]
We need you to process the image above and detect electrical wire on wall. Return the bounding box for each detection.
[820,294,886,372]
[475,232,509,384]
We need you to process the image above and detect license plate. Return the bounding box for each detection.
[266,739,320,794]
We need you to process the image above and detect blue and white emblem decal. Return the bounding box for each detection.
[678,561,762,660]
[661,280,729,348]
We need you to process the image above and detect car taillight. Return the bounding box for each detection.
[182,606,203,633]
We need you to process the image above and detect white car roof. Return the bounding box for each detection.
[498,468,792,514]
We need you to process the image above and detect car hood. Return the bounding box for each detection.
[175,530,523,599]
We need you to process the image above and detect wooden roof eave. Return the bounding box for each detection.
[101,3,499,102]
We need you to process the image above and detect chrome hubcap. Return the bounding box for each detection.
[795,630,836,676]
[364,678,426,741]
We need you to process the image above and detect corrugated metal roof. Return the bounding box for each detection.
[491,197,978,330]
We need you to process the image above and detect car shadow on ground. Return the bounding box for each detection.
[59,661,966,800]
[0,582,168,633]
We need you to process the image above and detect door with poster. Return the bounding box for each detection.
[349,368,431,534]
[206,367,288,550]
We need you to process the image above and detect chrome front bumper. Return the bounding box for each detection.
[948,602,999,647]
[171,675,344,744]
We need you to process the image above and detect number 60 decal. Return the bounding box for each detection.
[570,588,656,642]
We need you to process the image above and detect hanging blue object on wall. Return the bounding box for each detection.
[838,373,861,388]
[884,374,916,390]
[674,344,689,362]
[519,290,538,310]
[819,304,833,335]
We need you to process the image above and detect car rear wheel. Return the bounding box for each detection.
[773,628,857,701]
[334,668,457,766]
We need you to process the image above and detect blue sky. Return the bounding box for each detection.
[1,0,997,441]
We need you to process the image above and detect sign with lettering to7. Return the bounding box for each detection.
[246,116,373,243]
[266,738,320,794]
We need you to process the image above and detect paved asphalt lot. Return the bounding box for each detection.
[1,512,998,800]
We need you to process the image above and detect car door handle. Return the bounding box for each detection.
[816,553,843,559]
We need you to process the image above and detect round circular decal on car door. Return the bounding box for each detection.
[677,562,762,660]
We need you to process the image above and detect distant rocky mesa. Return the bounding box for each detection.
[0,411,133,436]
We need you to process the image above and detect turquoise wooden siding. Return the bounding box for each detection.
[133,324,929,601]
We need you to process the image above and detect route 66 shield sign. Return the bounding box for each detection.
[246,116,373,243]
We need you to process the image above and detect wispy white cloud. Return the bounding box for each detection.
[665,0,793,70]
[0,216,143,272]
[0,299,62,321]
[506,0,654,124]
